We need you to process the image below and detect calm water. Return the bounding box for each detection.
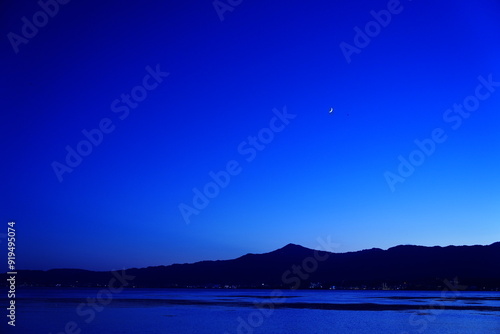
[2,288,500,333]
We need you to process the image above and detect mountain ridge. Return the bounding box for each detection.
[3,242,500,290]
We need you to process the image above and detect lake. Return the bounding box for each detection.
[2,288,500,333]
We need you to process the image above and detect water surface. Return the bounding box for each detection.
[3,288,499,333]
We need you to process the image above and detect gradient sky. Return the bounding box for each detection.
[2,0,500,271]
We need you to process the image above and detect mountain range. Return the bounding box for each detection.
[4,242,500,290]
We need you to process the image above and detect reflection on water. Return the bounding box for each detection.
[2,288,499,334]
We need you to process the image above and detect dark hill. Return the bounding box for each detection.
[4,242,500,290]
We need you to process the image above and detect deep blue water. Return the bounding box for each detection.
[2,288,500,333]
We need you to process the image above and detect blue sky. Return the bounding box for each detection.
[2,0,500,270]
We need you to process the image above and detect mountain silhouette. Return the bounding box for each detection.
[4,242,500,290]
